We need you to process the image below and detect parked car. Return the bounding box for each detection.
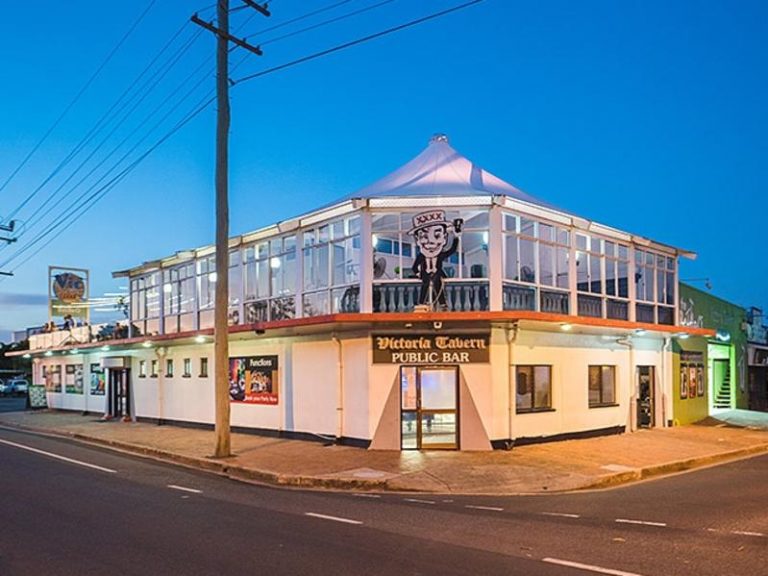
[0,378,28,396]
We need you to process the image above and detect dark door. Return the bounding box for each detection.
[107,368,131,420]
[637,366,655,428]
[400,366,459,450]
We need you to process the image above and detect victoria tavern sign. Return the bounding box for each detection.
[372,333,490,364]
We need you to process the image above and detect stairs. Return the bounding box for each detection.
[713,362,732,409]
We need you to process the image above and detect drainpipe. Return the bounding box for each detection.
[506,323,519,449]
[661,337,671,427]
[156,347,167,425]
[616,337,635,432]
[333,334,344,443]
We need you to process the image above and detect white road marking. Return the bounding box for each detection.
[541,512,581,519]
[305,512,362,525]
[167,484,202,494]
[352,493,381,498]
[0,438,117,474]
[403,498,436,505]
[543,557,645,576]
[465,505,504,512]
[731,530,765,537]
[615,518,667,527]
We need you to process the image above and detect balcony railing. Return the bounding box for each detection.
[577,294,603,318]
[374,280,489,313]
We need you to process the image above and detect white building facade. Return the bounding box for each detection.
[24,136,714,450]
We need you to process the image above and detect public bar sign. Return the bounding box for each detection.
[372,333,490,364]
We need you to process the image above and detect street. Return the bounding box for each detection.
[0,423,765,576]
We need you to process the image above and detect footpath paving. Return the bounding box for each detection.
[1,408,767,495]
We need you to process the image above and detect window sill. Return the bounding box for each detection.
[198,374,208,378]
[516,408,555,415]
[182,375,191,379]
[589,403,619,409]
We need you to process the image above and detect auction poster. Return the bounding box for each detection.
[229,355,279,405]
[90,364,106,396]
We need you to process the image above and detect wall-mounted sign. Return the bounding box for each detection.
[229,355,279,405]
[372,333,490,364]
[48,266,89,322]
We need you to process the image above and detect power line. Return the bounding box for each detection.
[0,0,158,201]
[233,0,485,85]
[0,0,486,278]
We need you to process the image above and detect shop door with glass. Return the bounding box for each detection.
[637,366,655,428]
[401,366,458,450]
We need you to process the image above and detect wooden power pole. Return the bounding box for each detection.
[192,0,269,458]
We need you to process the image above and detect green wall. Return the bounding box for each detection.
[679,284,747,409]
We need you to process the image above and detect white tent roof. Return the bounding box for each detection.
[337,134,557,209]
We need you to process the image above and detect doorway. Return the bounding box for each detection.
[400,366,459,450]
[107,368,132,420]
[637,366,655,428]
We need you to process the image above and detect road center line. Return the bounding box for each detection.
[305,512,362,525]
[403,498,436,505]
[352,493,381,498]
[0,438,117,474]
[541,512,581,518]
[615,518,667,527]
[731,530,765,537]
[543,557,645,576]
[167,484,202,494]
[465,505,504,512]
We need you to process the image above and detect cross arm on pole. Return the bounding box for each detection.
[191,14,264,56]
[240,0,271,17]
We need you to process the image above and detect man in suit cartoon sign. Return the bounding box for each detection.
[410,210,463,310]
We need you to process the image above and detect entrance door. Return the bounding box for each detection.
[400,366,458,450]
[107,368,132,420]
[637,366,655,428]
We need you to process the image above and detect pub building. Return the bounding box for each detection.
[22,135,714,450]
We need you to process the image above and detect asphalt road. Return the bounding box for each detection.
[0,424,765,576]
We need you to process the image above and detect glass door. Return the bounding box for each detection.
[400,366,458,450]
[637,366,655,428]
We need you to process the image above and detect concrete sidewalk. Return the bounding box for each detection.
[2,409,767,494]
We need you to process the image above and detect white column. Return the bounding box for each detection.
[295,230,305,318]
[359,209,373,313]
[488,205,503,311]
[568,234,578,316]
[628,247,637,322]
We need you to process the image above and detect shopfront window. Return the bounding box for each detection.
[516,365,552,412]
[588,365,616,407]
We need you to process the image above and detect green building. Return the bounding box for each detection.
[676,284,747,424]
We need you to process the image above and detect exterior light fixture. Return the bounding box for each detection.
[101,345,111,352]
[71,349,79,354]
[44,351,53,357]
[560,323,573,331]
[634,329,647,336]
[194,335,206,344]
[676,332,690,340]
[22,353,31,359]
[142,340,153,348]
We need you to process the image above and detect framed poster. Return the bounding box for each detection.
[45,365,62,393]
[229,356,279,405]
[90,364,105,396]
[689,366,698,398]
[64,364,84,394]
[680,364,688,399]
[696,365,705,397]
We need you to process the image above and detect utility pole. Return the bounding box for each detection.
[192,1,269,458]
[0,220,16,276]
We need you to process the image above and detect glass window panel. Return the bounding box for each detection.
[331,220,344,240]
[606,260,616,296]
[557,228,570,246]
[590,236,602,254]
[401,413,417,449]
[645,252,655,266]
[534,366,552,409]
[504,214,517,231]
[576,234,588,251]
[589,254,602,293]
[516,366,532,411]
[656,270,665,303]
[505,235,519,280]
[556,247,569,289]
[521,218,535,237]
[539,223,553,242]
[420,369,456,410]
[617,261,629,298]
[372,213,400,231]
[576,251,588,292]
[332,243,346,286]
[618,245,628,260]
[348,216,361,236]
[462,232,489,279]
[657,255,666,268]
[601,366,615,404]
[401,367,417,410]
[605,241,615,257]
[539,244,554,286]
[318,225,330,244]
[420,413,456,447]
[666,256,675,270]
[519,239,536,283]
[666,272,675,305]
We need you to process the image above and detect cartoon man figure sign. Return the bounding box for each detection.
[410,210,463,310]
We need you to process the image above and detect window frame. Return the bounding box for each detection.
[199,357,209,378]
[515,365,553,413]
[182,358,192,378]
[588,365,617,408]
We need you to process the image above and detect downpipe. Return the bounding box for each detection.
[505,323,519,450]
[333,334,344,444]
[616,337,635,432]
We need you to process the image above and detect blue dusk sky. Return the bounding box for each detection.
[0,0,766,341]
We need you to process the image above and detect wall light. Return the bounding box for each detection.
[22,353,31,359]
[101,345,111,352]
[142,340,153,348]
[194,335,206,344]
[560,323,573,332]
[44,351,53,357]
